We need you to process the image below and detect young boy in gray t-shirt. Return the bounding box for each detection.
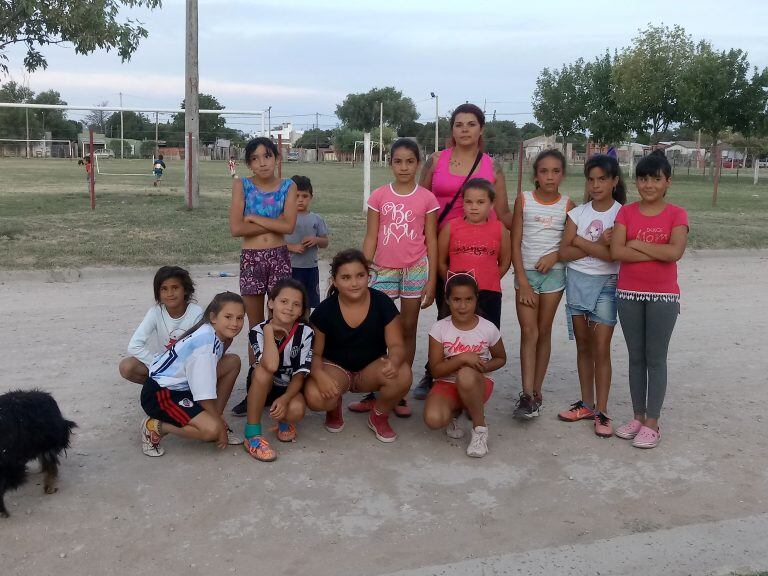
[285,175,329,308]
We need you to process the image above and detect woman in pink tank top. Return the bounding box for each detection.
[419,103,512,231]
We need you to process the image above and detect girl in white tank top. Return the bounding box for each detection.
[511,149,573,419]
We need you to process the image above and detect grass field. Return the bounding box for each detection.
[1,157,767,269]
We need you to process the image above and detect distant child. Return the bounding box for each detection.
[284,175,329,309]
[229,137,298,416]
[119,266,203,384]
[511,149,572,419]
[243,279,314,462]
[438,177,511,329]
[153,154,166,187]
[352,138,439,417]
[610,150,688,449]
[558,154,626,437]
[139,291,245,457]
[423,273,506,458]
[304,249,412,443]
[228,156,238,178]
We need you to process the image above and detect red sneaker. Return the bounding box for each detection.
[393,398,412,418]
[324,399,344,433]
[367,409,397,443]
[348,392,376,413]
[557,400,595,422]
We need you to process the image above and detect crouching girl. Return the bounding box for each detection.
[139,292,245,457]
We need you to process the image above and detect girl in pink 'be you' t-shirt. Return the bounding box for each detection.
[610,150,689,450]
[355,138,440,417]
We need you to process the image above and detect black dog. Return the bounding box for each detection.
[0,390,76,518]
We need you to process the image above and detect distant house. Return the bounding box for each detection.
[523,135,574,161]
[662,141,705,159]
[77,131,108,156]
[268,122,303,146]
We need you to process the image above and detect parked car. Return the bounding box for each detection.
[721,158,742,168]
[286,150,301,162]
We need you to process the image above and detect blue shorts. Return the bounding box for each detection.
[566,273,617,326]
[514,268,566,294]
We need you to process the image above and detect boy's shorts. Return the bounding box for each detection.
[240,246,292,296]
[292,266,321,308]
[429,377,494,410]
[370,255,428,299]
[141,378,203,427]
[514,268,566,294]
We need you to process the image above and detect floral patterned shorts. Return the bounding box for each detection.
[239,246,291,296]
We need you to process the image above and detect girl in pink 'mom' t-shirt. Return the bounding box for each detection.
[610,150,689,450]
[357,138,440,417]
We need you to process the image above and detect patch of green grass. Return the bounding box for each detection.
[0,157,766,269]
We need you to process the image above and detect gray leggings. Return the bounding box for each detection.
[617,298,679,420]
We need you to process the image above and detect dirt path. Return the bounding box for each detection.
[1,251,766,575]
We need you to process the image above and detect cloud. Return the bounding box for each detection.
[25,70,341,105]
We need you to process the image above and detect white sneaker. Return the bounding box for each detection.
[226,427,243,445]
[446,417,465,439]
[466,426,489,458]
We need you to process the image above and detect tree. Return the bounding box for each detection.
[398,120,423,137]
[331,127,364,153]
[0,81,36,138]
[483,120,521,155]
[295,128,333,149]
[532,59,587,142]
[105,111,152,140]
[84,102,110,134]
[169,93,225,145]
[583,51,632,146]
[32,90,77,139]
[612,24,694,143]
[520,122,544,141]
[336,87,418,133]
[0,0,162,74]
[417,118,450,152]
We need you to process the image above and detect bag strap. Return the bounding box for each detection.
[437,151,484,225]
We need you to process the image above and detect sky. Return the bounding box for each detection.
[3,0,768,135]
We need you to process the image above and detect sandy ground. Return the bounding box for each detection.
[0,250,767,576]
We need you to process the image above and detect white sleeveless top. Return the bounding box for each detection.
[521,190,569,270]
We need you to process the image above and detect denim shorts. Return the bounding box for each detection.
[514,268,566,294]
[566,272,617,326]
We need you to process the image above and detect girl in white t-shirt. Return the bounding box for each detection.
[119,266,204,384]
[423,272,506,458]
[558,154,626,437]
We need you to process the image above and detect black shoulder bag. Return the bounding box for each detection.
[436,151,484,226]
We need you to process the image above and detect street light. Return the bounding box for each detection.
[430,92,438,153]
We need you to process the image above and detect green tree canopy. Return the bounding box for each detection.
[169,93,226,145]
[336,87,418,133]
[532,59,587,142]
[583,51,631,146]
[612,24,694,142]
[0,81,35,138]
[332,127,364,153]
[520,122,545,141]
[483,120,521,155]
[681,41,768,142]
[0,0,162,73]
[295,128,333,149]
[105,111,153,140]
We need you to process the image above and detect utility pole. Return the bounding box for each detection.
[184,0,200,209]
[315,112,319,163]
[267,106,272,138]
[379,101,383,166]
[430,92,439,153]
[119,92,124,159]
[155,111,159,159]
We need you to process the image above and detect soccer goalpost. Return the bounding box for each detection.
[92,153,148,176]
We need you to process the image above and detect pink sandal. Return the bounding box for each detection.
[632,426,661,449]
[615,419,643,439]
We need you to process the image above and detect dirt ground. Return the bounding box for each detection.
[1,250,767,576]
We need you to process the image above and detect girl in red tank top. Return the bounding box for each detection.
[437,178,512,329]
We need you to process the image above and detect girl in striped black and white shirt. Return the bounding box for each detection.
[243,279,314,462]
